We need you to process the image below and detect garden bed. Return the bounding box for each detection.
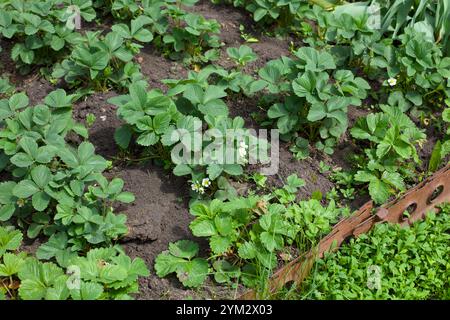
[0,0,449,300]
[1,2,335,299]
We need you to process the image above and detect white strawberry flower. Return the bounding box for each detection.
[201,178,211,188]
[387,77,397,86]
[191,182,199,192]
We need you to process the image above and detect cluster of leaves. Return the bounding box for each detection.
[300,205,450,300]
[348,105,426,204]
[254,46,370,155]
[0,90,135,260]
[155,174,349,290]
[296,3,450,113]
[380,0,450,54]
[0,0,225,85]
[367,28,450,114]
[299,3,382,62]
[0,226,149,300]
[0,0,95,74]
[162,0,222,65]
[212,0,335,32]
[344,105,427,204]
[94,0,223,66]
[154,240,209,287]
[52,29,146,92]
[109,54,269,196]
[0,77,14,98]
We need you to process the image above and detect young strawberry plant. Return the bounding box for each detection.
[155,177,348,291]
[297,3,383,65]
[255,47,370,155]
[162,11,222,65]
[0,77,14,98]
[0,90,134,256]
[0,226,149,300]
[213,0,333,33]
[349,105,427,204]
[97,0,142,20]
[0,0,94,74]
[220,45,266,96]
[52,30,145,92]
[154,240,209,288]
[109,79,267,195]
[226,45,257,68]
[380,0,450,54]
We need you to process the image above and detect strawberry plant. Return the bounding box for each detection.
[0,226,149,300]
[365,28,450,112]
[255,47,370,155]
[155,240,209,288]
[0,77,14,97]
[428,100,450,172]
[220,46,265,95]
[162,12,222,65]
[0,0,449,302]
[52,30,145,92]
[109,80,266,191]
[168,115,250,184]
[350,105,427,204]
[163,63,263,98]
[155,179,348,290]
[298,3,382,64]
[213,0,337,33]
[0,90,133,255]
[0,0,94,74]
[189,198,255,256]
[111,15,155,43]
[226,45,257,68]
[103,0,142,20]
[380,0,450,54]
[215,0,304,30]
[272,174,305,204]
[97,0,223,65]
[108,81,181,149]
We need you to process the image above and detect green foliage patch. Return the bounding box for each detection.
[300,205,450,300]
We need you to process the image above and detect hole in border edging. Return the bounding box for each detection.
[427,185,444,204]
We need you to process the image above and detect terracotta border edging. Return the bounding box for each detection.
[238,163,450,299]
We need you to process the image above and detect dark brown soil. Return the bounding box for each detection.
[73,91,122,158]
[137,46,188,93]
